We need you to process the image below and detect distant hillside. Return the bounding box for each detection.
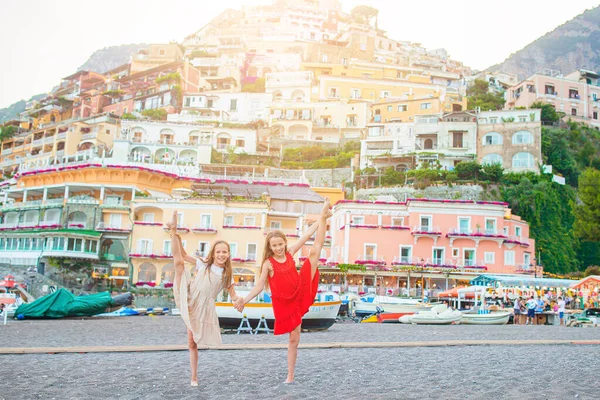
[0,44,147,123]
[0,93,47,124]
[488,6,600,80]
[77,43,147,73]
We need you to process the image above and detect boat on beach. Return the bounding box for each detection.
[460,310,512,325]
[399,304,463,325]
[353,294,433,322]
[216,291,341,331]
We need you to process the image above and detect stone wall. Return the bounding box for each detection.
[357,184,487,202]
[268,167,351,187]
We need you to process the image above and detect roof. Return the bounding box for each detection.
[470,274,579,289]
[571,275,600,289]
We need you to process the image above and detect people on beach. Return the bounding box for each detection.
[168,211,243,387]
[512,297,522,325]
[237,198,332,383]
[557,296,566,326]
[525,295,536,325]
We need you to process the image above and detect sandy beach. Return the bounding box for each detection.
[1,317,599,399]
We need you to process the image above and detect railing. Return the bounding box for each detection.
[354,255,386,265]
[0,222,18,230]
[412,226,441,234]
[96,222,132,231]
[1,148,12,155]
[32,139,43,147]
[81,133,95,141]
[66,198,99,205]
[505,235,530,246]
[101,253,126,261]
[456,259,486,268]
[391,256,421,265]
[447,228,507,238]
[56,132,66,140]
[101,200,131,208]
[67,223,88,229]
[192,224,218,233]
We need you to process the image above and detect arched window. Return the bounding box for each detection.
[138,262,157,283]
[512,152,534,168]
[482,132,503,145]
[482,153,503,165]
[512,131,533,145]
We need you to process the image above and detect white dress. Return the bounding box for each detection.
[173,260,230,346]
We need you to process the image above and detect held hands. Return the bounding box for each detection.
[233,296,245,312]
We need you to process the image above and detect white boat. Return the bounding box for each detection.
[399,304,463,325]
[460,310,512,325]
[216,291,341,331]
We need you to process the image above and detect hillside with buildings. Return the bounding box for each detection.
[487,5,600,80]
[1,0,599,297]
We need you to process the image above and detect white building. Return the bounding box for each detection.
[168,92,273,124]
[113,121,258,166]
[266,71,314,103]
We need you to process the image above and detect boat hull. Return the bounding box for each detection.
[460,311,512,325]
[216,300,341,331]
[355,303,432,318]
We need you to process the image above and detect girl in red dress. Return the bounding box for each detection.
[240,198,331,383]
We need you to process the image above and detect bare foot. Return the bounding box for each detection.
[284,376,294,384]
[166,210,178,232]
[190,380,198,387]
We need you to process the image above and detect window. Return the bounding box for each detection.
[485,219,496,234]
[381,91,390,98]
[481,153,503,165]
[512,131,533,144]
[352,216,365,225]
[391,217,404,226]
[229,243,238,258]
[483,132,503,145]
[571,108,577,116]
[177,213,184,227]
[235,139,245,147]
[200,214,212,229]
[341,58,348,66]
[420,216,431,231]
[569,89,579,99]
[518,115,527,122]
[398,105,407,112]
[184,97,191,107]
[351,89,361,99]
[207,99,214,108]
[463,249,475,266]
[163,240,172,256]
[139,239,152,254]
[197,242,210,258]
[484,252,495,263]
[270,221,281,230]
[432,248,444,265]
[420,103,431,110]
[329,88,338,98]
[504,251,515,266]
[247,244,257,261]
[489,117,498,124]
[321,54,329,62]
[400,246,412,263]
[244,216,256,226]
[109,214,122,228]
[452,248,459,258]
[159,49,165,56]
[544,85,555,95]
[364,244,377,260]
[387,106,393,112]
[594,111,598,120]
[143,213,154,223]
[458,217,470,234]
[224,216,234,226]
[452,131,464,148]
[230,99,238,112]
[512,152,534,168]
[503,227,509,236]
[515,226,522,238]
[524,253,531,267]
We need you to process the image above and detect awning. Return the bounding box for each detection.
[470,274,579,289]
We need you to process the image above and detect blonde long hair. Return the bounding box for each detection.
[204,240,233,290]
[260,230,288,291]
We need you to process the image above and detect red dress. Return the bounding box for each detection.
[268,252,319,335]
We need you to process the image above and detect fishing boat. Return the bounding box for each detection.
[399,304,463,325]
[216,291,341,331]
[460,310,512,325]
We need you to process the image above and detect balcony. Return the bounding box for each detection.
[391,256,421,267]
[411,226,441,235]
[128,253,173,259]
[353,255,387,268]
[133,221,163,227]
[100,200,131,210]
[1,148,13,155]
[1,200,44,211]
[162,224,190,233]
[446,228,507,245]
[96,222,132,232]
[68,223,88,230]
[264,228,300,238]
[192,224,218,234]
[504,235,530,247]
[101,253,127,262]
[222,225,261,230]
[455,259,488,271]
[231,256,257,263]
[66,198,99,205]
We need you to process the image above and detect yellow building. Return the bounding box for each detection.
[371,95,452,123]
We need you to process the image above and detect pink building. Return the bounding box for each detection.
[329,198,537,291]
[505,69,600,129]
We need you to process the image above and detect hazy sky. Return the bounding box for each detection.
[1,0,599,108]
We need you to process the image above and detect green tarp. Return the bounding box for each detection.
[14,288,115,319]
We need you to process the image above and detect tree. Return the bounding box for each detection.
[530,101,560,125]
[481,163,504,182]
[573,168,600,242]
[454,161,482,180]
[351,5,379,28]
[0,125,17,141]
[467,79,505,111]
[584,265,600,277]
